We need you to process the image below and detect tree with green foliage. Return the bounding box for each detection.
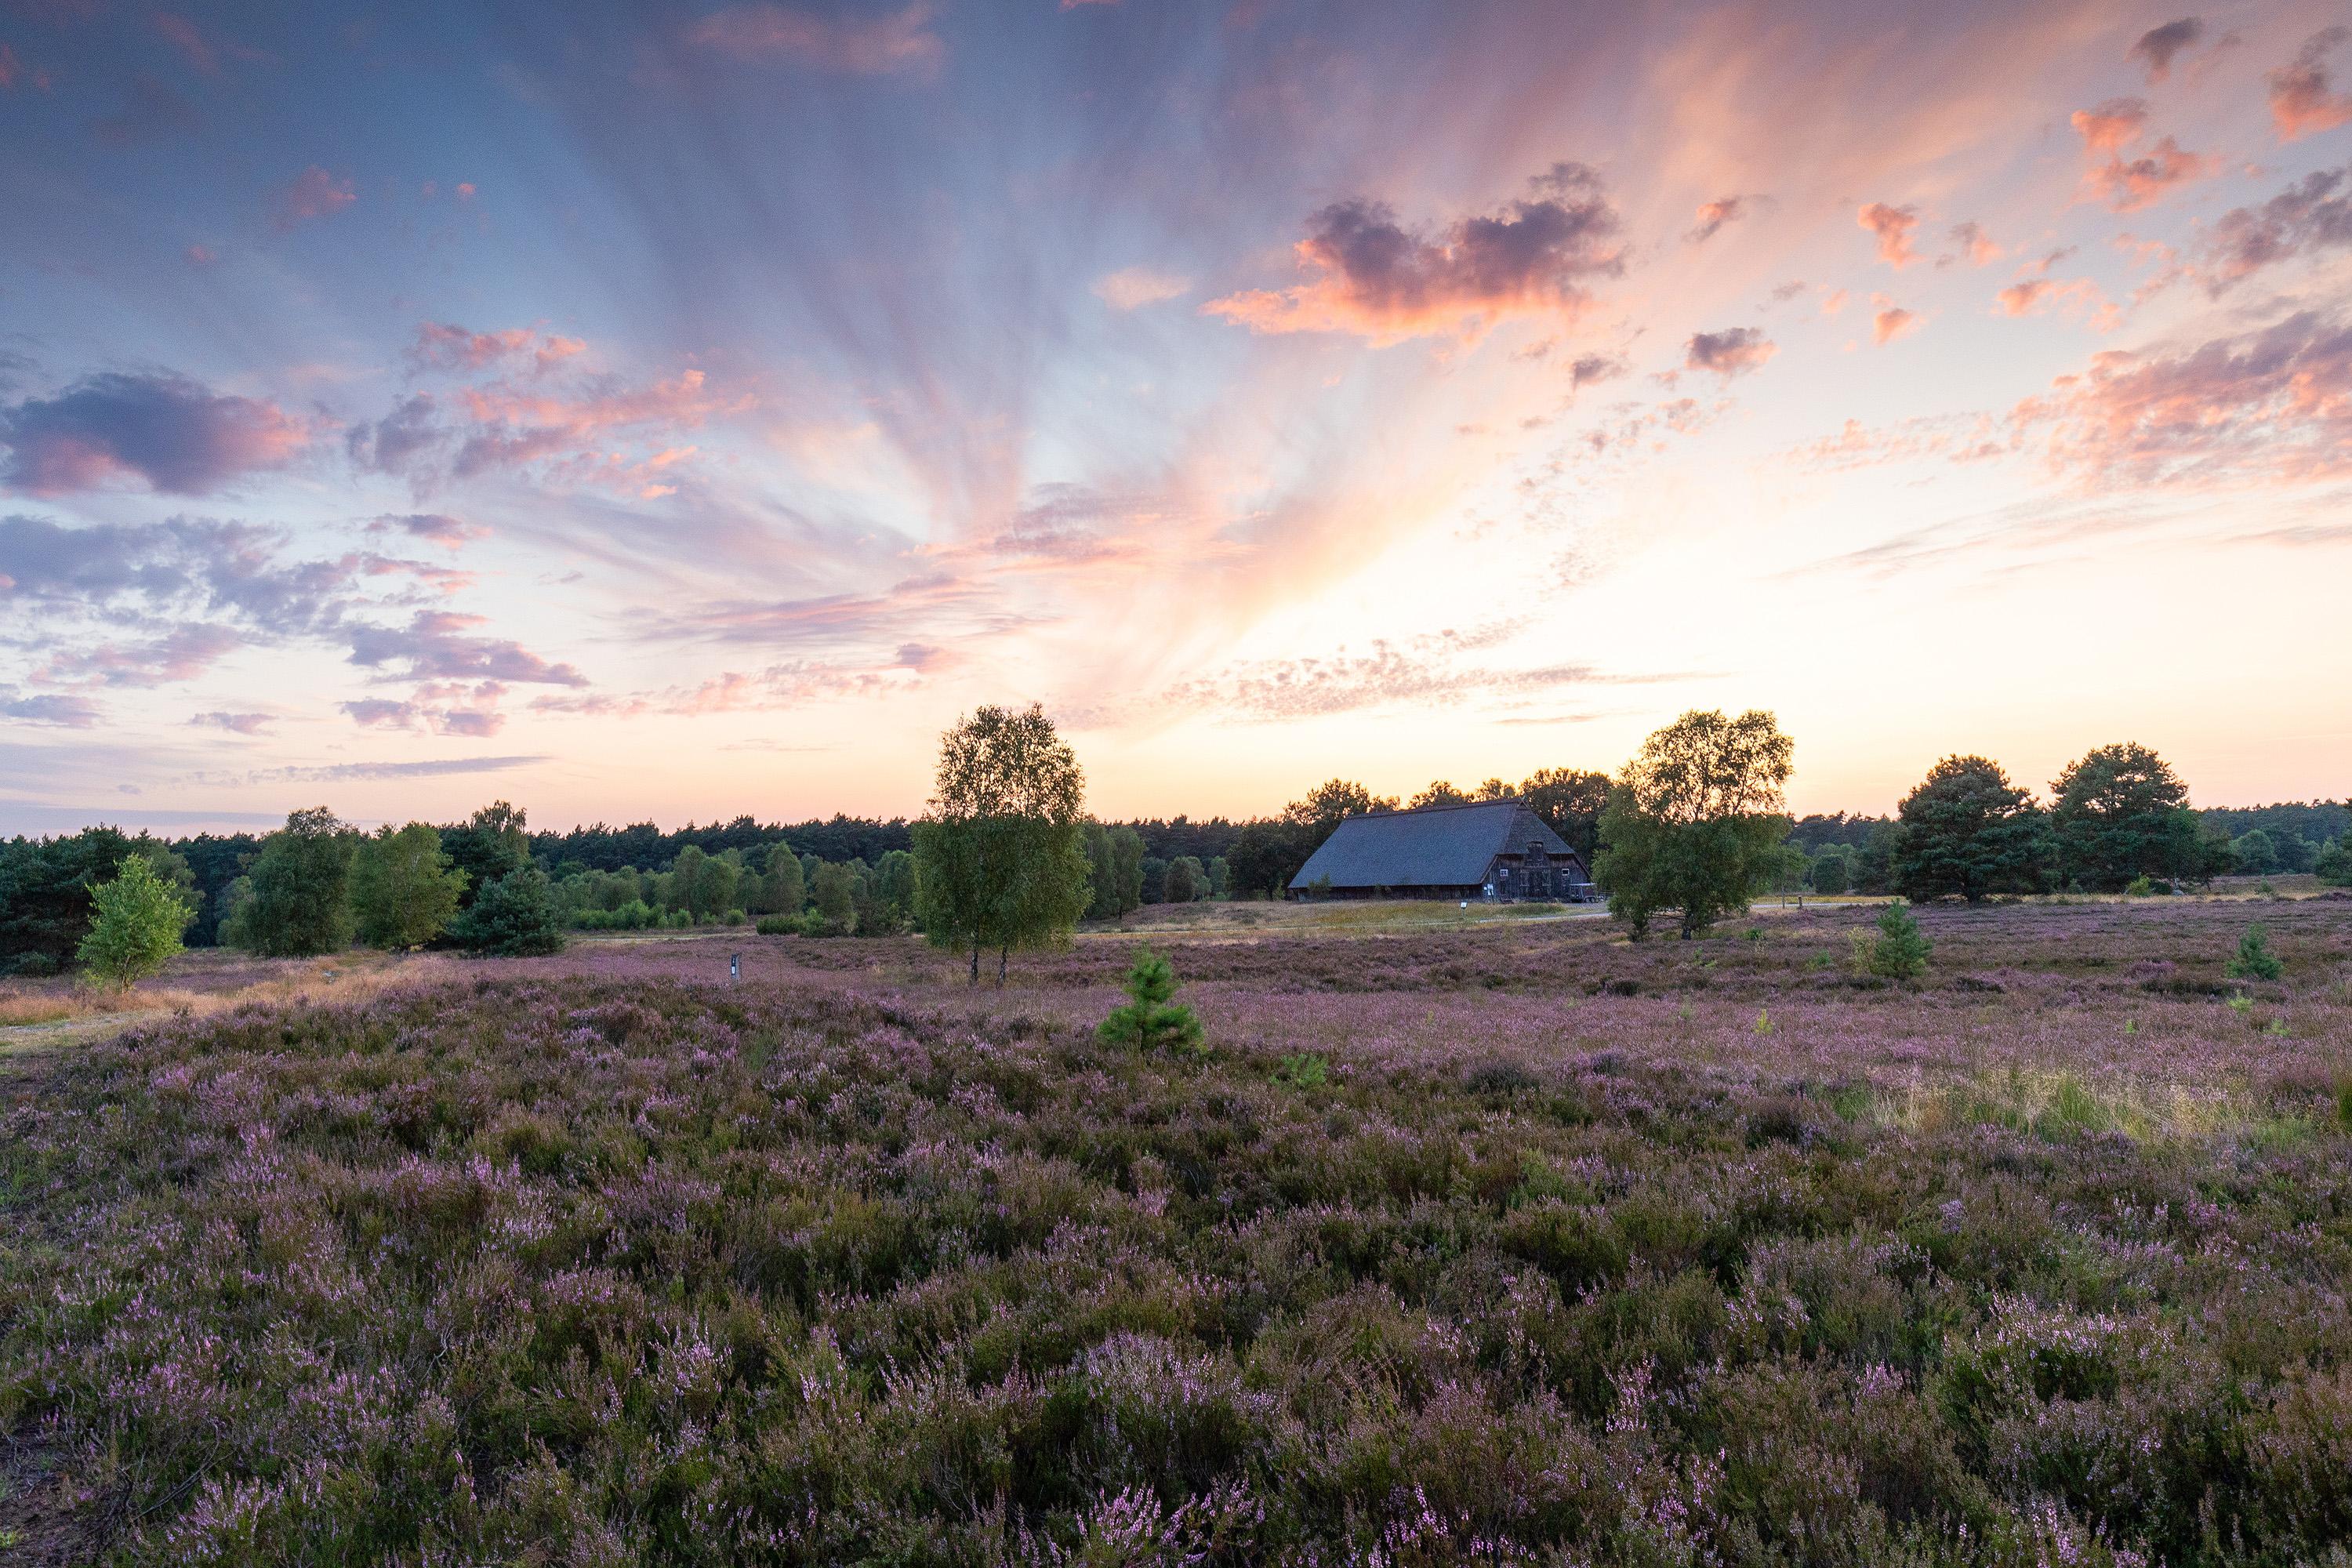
[1868,900,1933,980]
[1410,779,1468,808]
[1595,710,1797,939]
[762,851,818,912]
[234,808,358,956]
[2227,922,2283,982]
[349,822,467,949]
[912,703,1091,985]
[75,855,194,989]
[1164,855,1205,903]
[0,827,186,975]
[1892,755,2054,903]
[1097,949,1203,1053]
[2230,829,2280,876]
[873,850,917,931]
[1082,822,1145,920]
[1809,847,1853,895]
[440,801,532,910]
[2050,744,2227,891]
[2318,837,2352,887]
[1206,855,1231,898]
[810,860,858,935]
[1515,768,1613,858]
[448,866,566,955]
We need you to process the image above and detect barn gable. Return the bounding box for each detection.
[1287,799,1588,896]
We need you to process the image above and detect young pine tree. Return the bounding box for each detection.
[1868,900,1933,980]
[2227,922,2284,982]
[1098,949,1203,1054]
[75,855,194,989]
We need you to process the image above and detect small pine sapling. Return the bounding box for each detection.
[2225,922,2283,982]
[1868,901,1933,980]
[1098,949,1203,1054]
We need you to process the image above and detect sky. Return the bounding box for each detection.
[3,0,2350,837]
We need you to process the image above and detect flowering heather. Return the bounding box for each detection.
[1,897,2348,1563]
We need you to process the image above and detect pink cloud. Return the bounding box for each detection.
[1204,163,1624,343]
[411,322,585,375]
[151,13,219,74]
[274,165,356,230]
[2269,27,2352,142]
[0,43,21,90]
[2010,310,2352,486]
[1948,221,2002,267]
[0,372,306,496]
[1871,305,1922,344]
[456,181,477,201]
[1857,202,1922,267]
[2071,97,2147,153]
[1685,195,1751,244]
[690,2,943,78]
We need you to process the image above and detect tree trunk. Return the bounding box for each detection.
[968,942,979,986]
[996,946,1007,987]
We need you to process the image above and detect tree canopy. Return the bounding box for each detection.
[1595,710,1796,939]
[1892,755,2053,903]
[349,822,467,949]
[2050,743,2228,891]
[75,855,194,989]
[234,808,358,957]
[912,704,1091,984]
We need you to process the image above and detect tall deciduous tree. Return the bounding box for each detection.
[1892,755,2053,903]
[349,822,468,949]
[235,807,358,956]
[1594,710,1796,939]
[2049,743,2227,891]
[76,855,194,989]
[810,860,858,934]
[1410,780,1468,808]
[912,704,1090,985]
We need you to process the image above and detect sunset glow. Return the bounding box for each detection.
[4,1,2350,833]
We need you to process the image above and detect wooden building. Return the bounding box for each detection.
[1286,798,1595,902]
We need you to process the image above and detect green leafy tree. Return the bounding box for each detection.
[1868,900,1933,979]
[0,826,154,975]
[348,823,466,949]
[1164,855,1205,904]
[912,703,1091,985]
[873,850,917,931]
[1515,768,1613,858]
[2318,838,2352,887]
[1892,755,2054,903]
[75,855,194,989]
[1594,710,1796,939]
[1082,823,1146,920]
[2226,923,2283,982]
[440,801,532,910]
[448,866,566,955]
[2050,743,2222,891]
[757,851,806,914]
[1809,847,1853,895]
[1097,949,1203,1053]
[1206,855,1231,898]
[810,861,858,935]
[1410,779,1468,808]
[235,808,358,956]
[2230,829,2279,876]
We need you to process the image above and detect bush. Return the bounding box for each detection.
[74,856,193,989]
[1097,949,1203,1053]
[1867,902,1932,980]
[448,867,567,956]
[2227,922,2284,982]
[754,913,797,936]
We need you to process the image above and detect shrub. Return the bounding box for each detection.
[2125,875,2154,897]
[448,867,567,956]
[1861,901,1932,980]
[1097,949,1202,1053]
[74,855,193,989]
[2227,922,2284,982]
[754,913,797,936]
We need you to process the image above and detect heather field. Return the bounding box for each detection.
[5,898,2352,1565]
